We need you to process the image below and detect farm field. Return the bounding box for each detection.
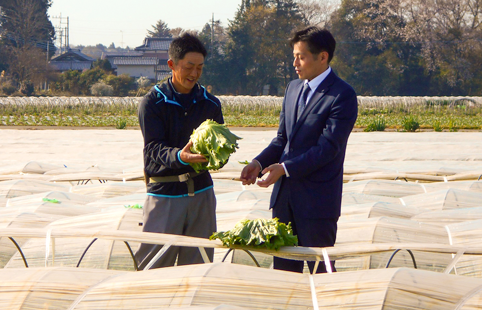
[1,96,481,130]
[0,128,482,308]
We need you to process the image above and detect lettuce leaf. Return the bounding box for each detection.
[210,218,298,251]
[189,120,242,172]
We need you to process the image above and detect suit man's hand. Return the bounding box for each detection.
[257,164,285,188]
[180,141,208,163]
[240,161,261,185]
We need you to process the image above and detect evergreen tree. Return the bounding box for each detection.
[0,0,55,47]
[147,20,172,38]
[0,0,55,88]
[224,0,303,95]
[198,20,229,94]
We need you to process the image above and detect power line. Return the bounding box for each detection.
[51,14,69,54]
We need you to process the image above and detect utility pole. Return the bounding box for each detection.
[120,30,124,49]
[211,13,214,46]
[45,41,49,90]
[67,16,70,49]
[51,14,69,54]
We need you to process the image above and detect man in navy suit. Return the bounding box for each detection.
[240,26,358,273]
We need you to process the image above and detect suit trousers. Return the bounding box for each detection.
[272,179,338,273]
[135,189,216,270]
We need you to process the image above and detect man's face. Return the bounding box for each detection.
[293,41,328,81]
[168,52,204,94]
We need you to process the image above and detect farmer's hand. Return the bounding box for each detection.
[240,160,261,185]
[257,163,285,188]
[180,141,208,163]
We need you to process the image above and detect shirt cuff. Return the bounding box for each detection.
[252,159,263,171]
[281,162,290,177]
[177,150,189,165]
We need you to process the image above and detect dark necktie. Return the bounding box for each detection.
[297,83,310,121]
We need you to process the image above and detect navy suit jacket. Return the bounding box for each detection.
[255,70,358,219]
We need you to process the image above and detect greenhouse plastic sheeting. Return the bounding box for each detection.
[0,265,481,309]
[0,267,120,310]
[342,192,401,205]
[340,202,423,220]
[401,189,482,210]
[85,193,146,208]
[215,190,271,205]
[443,219,482,277]
[335,217,451,272]
[21,161,67,174]
[6,208,142,270]
[412,207,482,226]
[1,129,482,308]
[6,191,97,207]
[343,180,426,197]
[70,181,145,198]
[423,180,482,193]
[0,180,70,199]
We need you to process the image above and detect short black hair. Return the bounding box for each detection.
[169,32,207,63]
[290,26,336,63]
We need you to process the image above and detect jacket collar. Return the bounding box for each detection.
[154,77,206,104]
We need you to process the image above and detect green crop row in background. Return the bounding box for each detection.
[0,96,481,130]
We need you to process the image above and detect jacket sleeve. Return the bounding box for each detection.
[283,86,358,179]
[138,94,189,171]
[213,97,224,125]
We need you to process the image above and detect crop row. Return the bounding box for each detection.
[0,96,481,130]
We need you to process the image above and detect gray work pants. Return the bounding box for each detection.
[135,189,216,270]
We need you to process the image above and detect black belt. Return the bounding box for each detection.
[149,171,206,196]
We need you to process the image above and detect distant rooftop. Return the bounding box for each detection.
[135,37,172,51]
[111,57,159,66]
[51,49,94,62]
[49,49,93,71]
[49,62,92,71]
[101,51,143,59]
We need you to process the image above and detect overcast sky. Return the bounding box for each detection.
[49,0,242,48]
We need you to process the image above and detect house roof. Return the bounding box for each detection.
[101,51,144,60]
[135,37,172,51]
[51,49,94,62]
[49,62,92,71]
[111,57,160,66]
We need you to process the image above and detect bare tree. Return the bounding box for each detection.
[6,45,48,86]
[0,0,54,89]
[0,0,54,45]
[296,0,340,27]
[404,0,482,86]
[169,27,185,37]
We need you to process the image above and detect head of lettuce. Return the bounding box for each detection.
[189,120,242,172]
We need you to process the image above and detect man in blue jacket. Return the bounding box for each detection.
[240,27,358,273]
[135,33,223,269]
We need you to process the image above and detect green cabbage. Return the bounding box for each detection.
[210,218,298,251]
[189,119,242,172]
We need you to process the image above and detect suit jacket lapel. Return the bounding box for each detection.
[286,81,304,138]
[290,70,336,140]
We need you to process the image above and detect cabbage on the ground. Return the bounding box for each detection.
[210,218,298,251]
[189,119,242,172]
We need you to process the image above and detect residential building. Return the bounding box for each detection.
[49,49,94,72]
[102,37,172,82]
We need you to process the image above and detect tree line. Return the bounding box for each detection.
[1,0,481,96]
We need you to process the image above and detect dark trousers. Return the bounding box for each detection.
[272,180,338,274]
